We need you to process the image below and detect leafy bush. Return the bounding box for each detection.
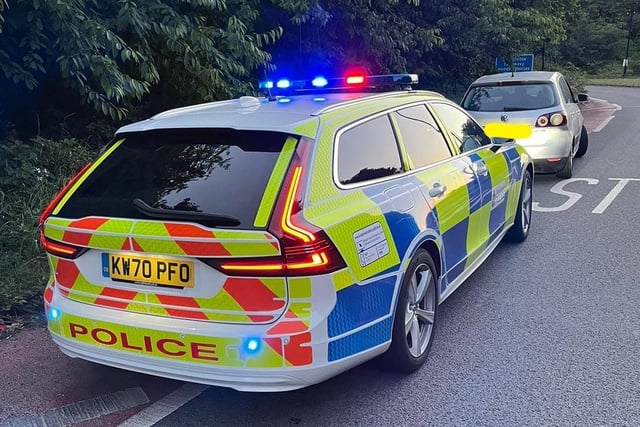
[0,137,95,313]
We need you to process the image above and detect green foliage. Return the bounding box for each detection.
[0,136,95,313]
[561,0,640,71]
[0,0,282,123]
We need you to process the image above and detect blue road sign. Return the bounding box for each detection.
[496,54,534,72]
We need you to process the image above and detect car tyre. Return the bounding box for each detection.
[506,169,532,243]
[556,152,573,179]
[379,249,437,373]
[576,125,588,157]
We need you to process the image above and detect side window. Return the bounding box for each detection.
[392,104,452,169]
[558,78,574,104]
[430,102,491,153]
[337,115,403,185]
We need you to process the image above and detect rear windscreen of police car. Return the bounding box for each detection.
[57,129,295,228]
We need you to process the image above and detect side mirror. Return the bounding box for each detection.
[577,93,589,103]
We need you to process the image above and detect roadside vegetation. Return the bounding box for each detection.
[1,0,639,322]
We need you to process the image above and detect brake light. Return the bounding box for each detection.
[536,112,566,127]
[39,162,92,258]
[214,139,346,277]
[40,234,83,258]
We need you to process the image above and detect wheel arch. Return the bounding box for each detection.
[396,232,445,305]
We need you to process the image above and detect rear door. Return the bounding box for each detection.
[44,129,298,324]
[390,103,483,289]
[557,76,583,152]
[429,102,511,266]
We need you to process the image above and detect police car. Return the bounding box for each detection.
[40,73,533,391]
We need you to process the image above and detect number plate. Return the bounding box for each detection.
[103,253,195,288]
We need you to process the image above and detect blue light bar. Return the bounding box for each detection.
[258,73,419,97]
[276,79,291,89]
[312,76,328,88]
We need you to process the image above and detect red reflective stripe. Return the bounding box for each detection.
[155,295,208,320]
[94,287,138,310]
[174,241,230,257]
[62,218,110,245]
[56,259,80,288]
[267,319,308,335]
[121,239,132,250]
[131,238,144,252]
[284,332,312,366]
[69,218,110,230]
[44,287,53,304]
[264,337,283,357]
[61,230,93,247]
[223,278,285,312]
[164,223,214,238]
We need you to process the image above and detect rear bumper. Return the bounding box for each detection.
[44,285,389,392]
[516,127,573,174]
[532,157,570,174]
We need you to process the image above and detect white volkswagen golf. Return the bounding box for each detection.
[461,71,588,178]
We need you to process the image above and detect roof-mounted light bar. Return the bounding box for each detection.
[259,73,419,96]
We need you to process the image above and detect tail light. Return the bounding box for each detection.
[39,163,92,258]
[212,139,346,277]
[536,112,566,127]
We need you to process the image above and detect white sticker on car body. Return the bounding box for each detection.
[354,222,389,267]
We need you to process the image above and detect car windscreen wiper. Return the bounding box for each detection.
[133,198,241,227]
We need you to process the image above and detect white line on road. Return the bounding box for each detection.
[588,97,622,110]
[0,387,149,427]
[118,383,209,427]
[592,115,616,133]
[592,178,640,214]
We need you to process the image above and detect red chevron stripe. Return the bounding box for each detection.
[44,286,53,304]
[94,287,138,310]
[223,278,285,312]
[56,259,80,288]
[174,240,230,257]
[284,332,312,366]
[155,295,208,320]
[267,319,308,335]
[131,238,144,252]
[164,223,214,238]
[69,217,110,230]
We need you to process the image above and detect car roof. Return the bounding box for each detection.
[116,90,445,137]
[469,71,562,86]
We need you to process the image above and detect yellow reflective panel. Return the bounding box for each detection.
[484,122,533,139]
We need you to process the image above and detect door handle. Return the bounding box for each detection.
[429,182,447,198]
[475,162,489,176]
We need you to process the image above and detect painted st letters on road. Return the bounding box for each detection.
[532,178,599,212]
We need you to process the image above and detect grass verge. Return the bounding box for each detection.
[585,77,640,87]
[0,136,95,328]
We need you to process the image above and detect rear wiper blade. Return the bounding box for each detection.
[133,198,240,227]
[503,106,530,111]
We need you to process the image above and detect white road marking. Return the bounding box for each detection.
[592,178,640,214]
[592,115,615,133]
[0,387,149,427]
[118,383,209,427]
[532,178,599,212]
[588,97,622,110]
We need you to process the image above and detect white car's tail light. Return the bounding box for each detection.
[536,112,567,127]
